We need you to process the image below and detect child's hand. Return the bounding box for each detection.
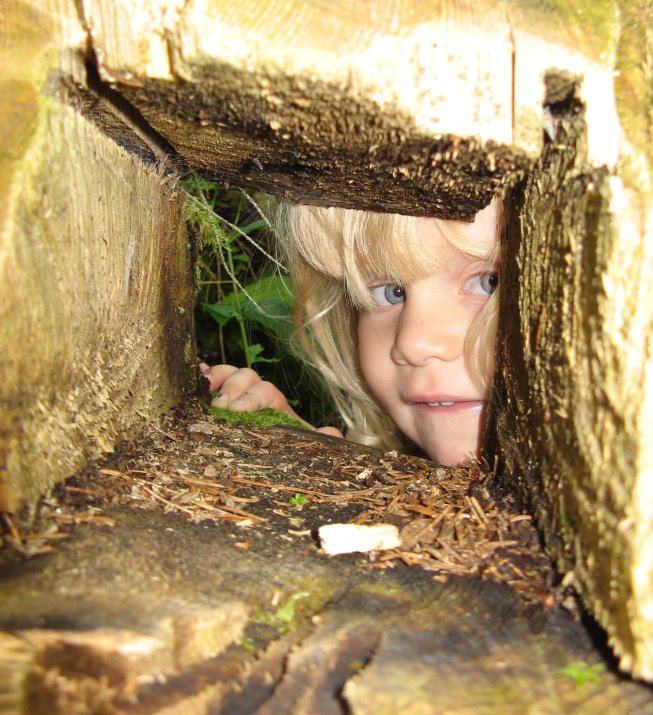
[199,363,343,439]
[199,363,298,415]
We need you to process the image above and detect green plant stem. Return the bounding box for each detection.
[224,228,252,368]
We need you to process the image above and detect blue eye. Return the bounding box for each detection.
[370,283,405,306]
[463,272,498,297]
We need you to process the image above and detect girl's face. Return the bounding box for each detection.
[357,202,498,466]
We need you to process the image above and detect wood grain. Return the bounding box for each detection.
[0,0,195,510]
[3,412,653,713]
[488,56,653,679]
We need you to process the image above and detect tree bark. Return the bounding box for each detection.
[0,0,196,511]
[487,22,653,680]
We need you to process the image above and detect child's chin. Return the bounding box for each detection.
[414,409,484,467]
[425,439,480,467]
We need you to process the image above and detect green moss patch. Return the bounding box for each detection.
[206,405,307,430]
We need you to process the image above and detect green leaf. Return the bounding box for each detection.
[556,661,605,687]
[242,275,293,306]
[241,636,256,653]
[242,299,293,342]
[182,177,220,193]
[203,275,294,341]
[241,276,294,341]
[247,343,279,365]
[239,219,268,236]
[203,301,240,327]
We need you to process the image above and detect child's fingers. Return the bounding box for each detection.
[212,375,308,425]
[201,364,242,392]
[209,367,266,407]
[199,362,210,374]
[204,365,342,439]
[215,379,289,414]
[231,380,294,414]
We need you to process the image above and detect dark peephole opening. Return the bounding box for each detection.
[182,174,337,430]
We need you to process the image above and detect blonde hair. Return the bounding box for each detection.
[275,201,501,451]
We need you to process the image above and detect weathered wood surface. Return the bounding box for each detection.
[80,0,653,679]
[487,5,653,681]
[78,0,619,219]
[2,409,652,714]
[5,0,653,685]
[0,0,196,510]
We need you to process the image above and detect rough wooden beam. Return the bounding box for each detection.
[81,0,653,680]
[79,0,622,219]
[77,1,500,217]
[487,2,653,681]
[0,0,196,510]
[3,413,653,713]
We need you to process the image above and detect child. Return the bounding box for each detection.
[200,198,500,467]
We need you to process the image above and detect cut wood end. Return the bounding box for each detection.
[318,523,401,555]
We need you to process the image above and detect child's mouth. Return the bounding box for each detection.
[418,400,486,413]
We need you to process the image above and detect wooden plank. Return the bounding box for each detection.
[0,0,196,510]
[487,2,653,680]
[2,412,652,713]
[80,0,623,218]
[80,0,528,218]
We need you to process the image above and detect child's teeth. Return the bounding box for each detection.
[427,401,455,407]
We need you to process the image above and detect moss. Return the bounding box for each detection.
[206,405,307,430]
[183,335,194,364]
[556,661,606,687]
[253,576,336,635]
[351,578,404,600]
[615,154,649,194]
[253,591,311,634]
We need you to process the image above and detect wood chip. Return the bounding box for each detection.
[318,523,401,555]
[188,422,219,435]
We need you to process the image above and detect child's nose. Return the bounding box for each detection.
[391,299,467,365]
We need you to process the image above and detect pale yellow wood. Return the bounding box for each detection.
[78,0,531,218]
[488,1,653,678]
[81,0,624,166]
[0,0,195,510]
[4,0,653,685]
[84,0,517,145]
